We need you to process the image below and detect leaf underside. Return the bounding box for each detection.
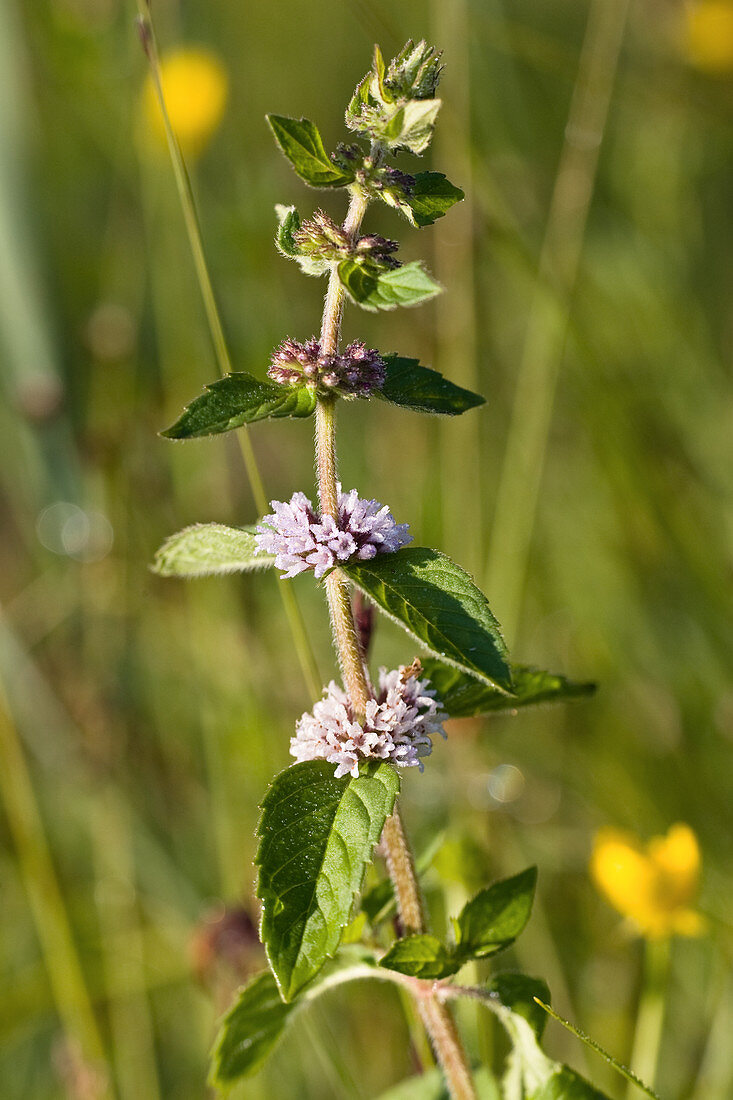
[257,760,400,1001]
[162,372,316,439]
[339,259,442,312]
[343,547,512,693]
[152,523,273,578]
[420,659,596,719]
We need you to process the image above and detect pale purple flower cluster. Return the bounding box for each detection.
[290,664,448,778]
[255,486,411,579]
[267,337,386,398]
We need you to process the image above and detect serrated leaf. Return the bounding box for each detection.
[457,867,537,959]
[489,974,551,1041]
[377,355,484,416]
[376,1067,500,1100]
[267,115,354,188]
[257,760,400,1001]
[338,259,442,312]
[420,660,596,719]
[534,1001,661,1099]
[209,970,291,1086]
[209,946,379,1089]
[343,547,512,693]
[532,1067,612,1100]
[162,372,317,439]
[380,934,460,980]
[152,524,273,578]
[405,172,464,227]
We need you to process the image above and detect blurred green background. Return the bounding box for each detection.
[1,0,732,1097]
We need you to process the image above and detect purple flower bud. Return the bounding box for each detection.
[267,337,386,398]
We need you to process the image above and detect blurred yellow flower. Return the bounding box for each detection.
[590,823,705,939]
[143,48,228,159]
[684,1,733,73]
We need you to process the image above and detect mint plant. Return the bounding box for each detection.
[151,39,649,1100]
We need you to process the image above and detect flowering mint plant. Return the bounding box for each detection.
[149,35,656,1100]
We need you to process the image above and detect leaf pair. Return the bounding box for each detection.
[379,867,537,980]
[162,357,484,439]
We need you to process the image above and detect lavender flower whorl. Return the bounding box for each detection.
[255,485,411,579]
[291,663,448,778]
[267,337,386,398]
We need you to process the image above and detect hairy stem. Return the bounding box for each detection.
[314,187,477,1100]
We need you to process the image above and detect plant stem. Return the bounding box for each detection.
[314,188,477,1100]
[627,936,670,1098]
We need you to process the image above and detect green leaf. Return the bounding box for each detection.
[377,355,484,416]
[274,203,301,256]
[532,1067,612,1100]
[420,660,596,719]
[162,372,317,439]
[489,974,551,1041]
[210,970,292,1085]
[380,934,460,980]
[534,1001,661,1099]
[343,547,512,693]
[209,945,380,1089]
[406,172,464,227]
[152,524,272,578]
[457,867,537,959]
[257,760,400,1001]
[338,259,442,312]
[376,1067,500,1100]
[267,115,354,187]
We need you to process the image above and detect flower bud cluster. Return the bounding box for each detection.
[346,40,443,155]
[292,211,350,263]
[290,661,448,778]
[384,40,443,101]
[267,338,386,398]
[255,485,411,579]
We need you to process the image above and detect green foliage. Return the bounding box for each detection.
[534,1001,661,1099]
[209,946,379,1090]
[209,970,292,1086]
[274,204,329,276]
[338,259,442,311]
[488,974,551,1040]
[346,43,443,155]
[420,660,596,719]
[162,372,316,438]
[382,171,464,228]
[257,761,399,1001]
[152,524,272,578]
[532,1068,611,1100]
[377,355,484,416]
[381,867,536,979]
[379,934,460,980]
[267,115,354,188]
[456,867,537,959]
[343,547,513,692]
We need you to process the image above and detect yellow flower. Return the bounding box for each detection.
[684,1,733,73]
[142,48,228,159]
[590,823,706,939]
